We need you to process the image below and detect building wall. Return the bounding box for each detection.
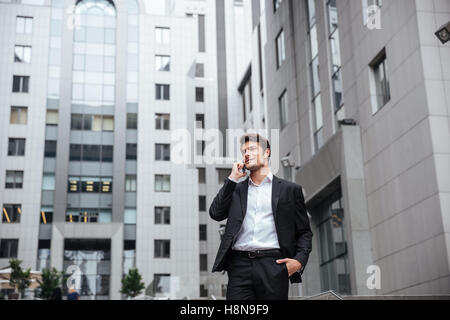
[257,0,450,295]
[338,0,450,294]
[0,1,50,272]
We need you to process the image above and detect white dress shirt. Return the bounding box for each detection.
[230,172,280,251]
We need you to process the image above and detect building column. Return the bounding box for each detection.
[340,126,374,295]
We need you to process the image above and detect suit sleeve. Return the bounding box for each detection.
[293,185,313,274]
[209,178,237,222]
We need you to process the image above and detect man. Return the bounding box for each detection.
[209,134,313,300]
[67,288,80,300]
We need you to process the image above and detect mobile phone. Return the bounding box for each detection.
[240,161,248,174]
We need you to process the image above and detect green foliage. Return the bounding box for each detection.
[37,268,63,300]
[120,268,145,298]
[8,259,31,299]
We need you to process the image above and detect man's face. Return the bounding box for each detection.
[240,141,269,171]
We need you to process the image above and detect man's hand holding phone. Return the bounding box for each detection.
[229,161,247,182]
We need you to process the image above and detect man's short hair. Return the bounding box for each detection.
[240,133,271,158]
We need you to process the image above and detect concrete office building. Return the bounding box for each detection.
[0,0,233,299]
[229,0,450,296]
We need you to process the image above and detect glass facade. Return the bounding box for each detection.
[72,0,116,107]
[63,239,111,299]
[306,0,323,152]
[326,0,345,120]
[314,189,351,295]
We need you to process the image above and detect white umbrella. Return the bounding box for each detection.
[0,267,42,289]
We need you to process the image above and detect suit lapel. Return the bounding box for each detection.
[239,175,282,220]
[239,177,249,219]
[271,175,282,221]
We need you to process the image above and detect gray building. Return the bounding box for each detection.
[227,0,450,296]
[0,0,231,299]
[1,0,449,300]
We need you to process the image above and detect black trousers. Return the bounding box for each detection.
[225,251,290,300]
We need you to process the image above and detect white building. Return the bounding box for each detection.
[0,0,230,299]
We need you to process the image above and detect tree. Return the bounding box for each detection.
[37,268,63,300]
[8,259,31,299]
[120,268,145,299]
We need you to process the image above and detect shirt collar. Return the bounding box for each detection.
[249,171,273,186]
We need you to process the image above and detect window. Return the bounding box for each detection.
[0,239,19,258]
[68,177,80,193]
[2,205,21,223]
[154,240,170,258]
[195,87,204,102]
[155,207,170,225]
[155,55,170,71]
[67,177,112,193]
[124,208,136,224]
[46,110,58,126]
[65,210,105,224]
[200,284,208,297]
[276,29,286,68]
[155,113,170,130]
[125,175,136,192]
[199,196,206,212]
[70,114,113,131]
[307,0,323,153]
[155,27,170,44]
[102,116,114,131]
[195,114,205,129]
[44,141,57,158]
[241,90,246,122]
[370,49,390,114]
[12,76,29,93]
[279,90,288,129]
[198,167,206,184]
[153,274,170,294]
[68,144,113,162]
[327,0,344,113]
[155,84,170,100]
[155,175,170,192]
[71,114,83,130]
[273,0,283,12]
[196,140,206,156]
[200,254,207,271]
[195,63,204,77]
[198,15,205,52]
[69,144,82,161]
[239,76,252,122]
[217,169,229,184]
[5,171,23,189]
[363,0,383,25]
[126,143,137,160]
[10,107,27,124]
[313,96,324,151]
[8,138,25,156]
[123,240,136,275]
[199,225,207,241]
[127,113,137,129]
[16,16,33,34]
[92,116,103,131]
[42,174,55,191]
[14,45,31,63]
[40,208,53,224]
[101,177,112,193]
[155,144,170,161]
[83,145,100,161]
[315,189,351,295]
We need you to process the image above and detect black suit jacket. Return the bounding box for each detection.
[209,174,313,284]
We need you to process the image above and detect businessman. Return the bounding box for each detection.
[209,133,313,300]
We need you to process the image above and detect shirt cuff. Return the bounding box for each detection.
[228,177,238,183]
